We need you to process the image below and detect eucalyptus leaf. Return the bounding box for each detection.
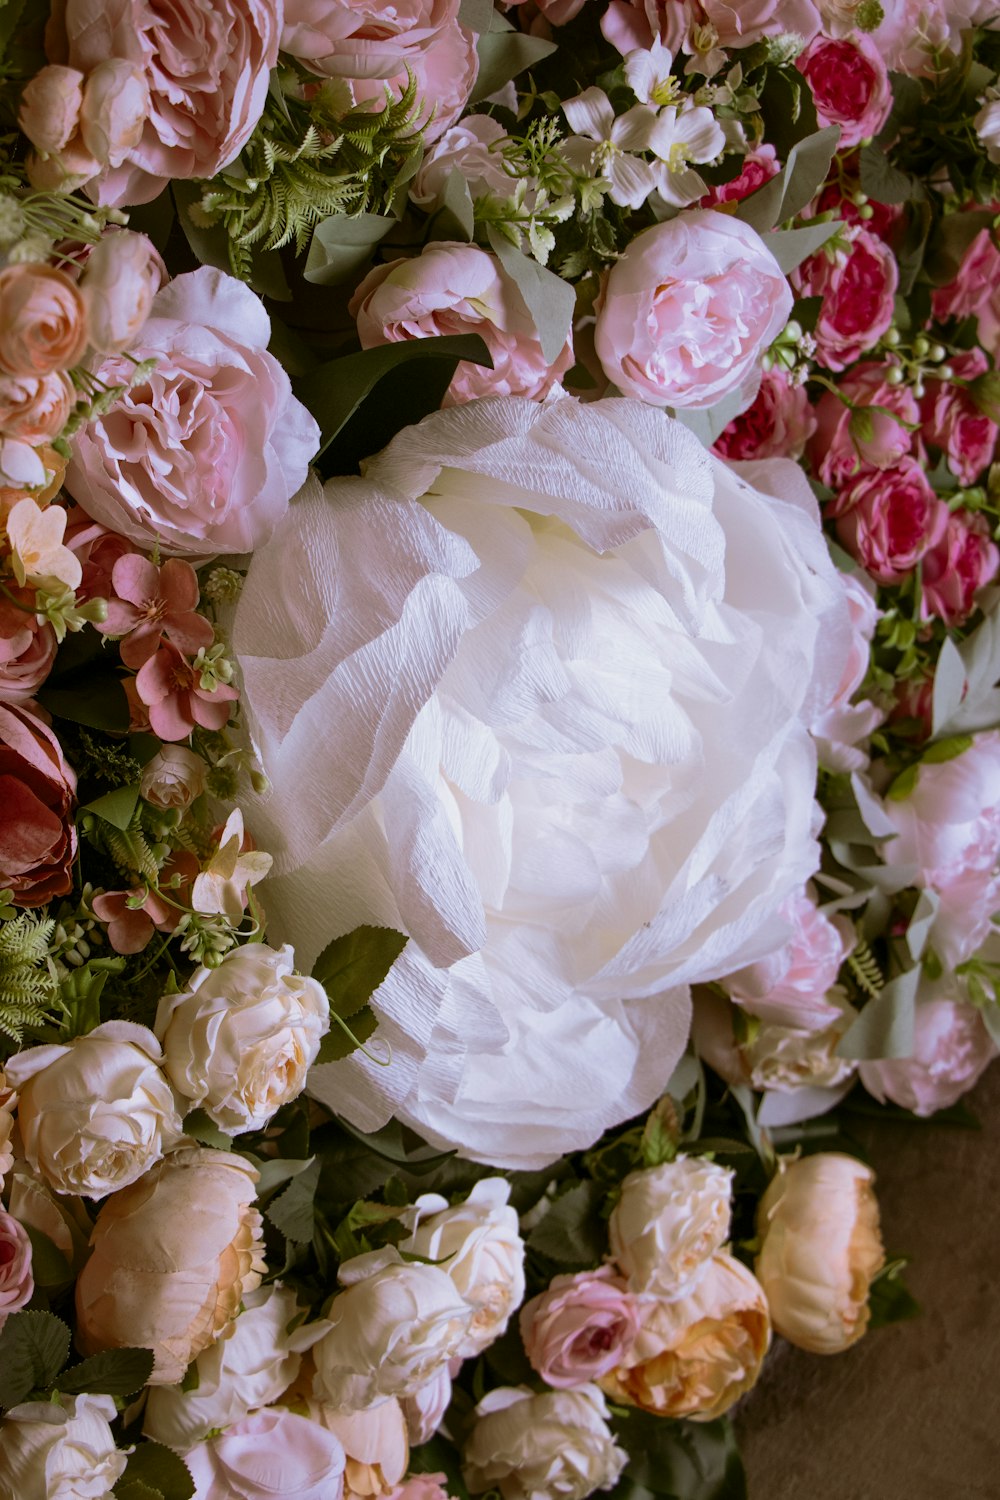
[673,377,759,447]
[836,966,919,1061]
[252,1154,317,1196]
[458,0,495,28]
[486,225,575,364]
[304,213,395,286]
[471,30,557,104]
[931,634,968,739]
[905,888,940,964]
[735,125,840,233]
[427,169,476,243]
[0,1310,71,1409]
[766,220,840,274]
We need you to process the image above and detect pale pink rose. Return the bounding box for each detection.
[796,33,892,149]
[811,570,882,772]
[49,0,281,207]
[79,58,149,168]
[411,116,512,210]
[714,368,816,462]
[601,0,820,53]
[185,1408,346,1500]
[860,993,998,1115]
[0,701,77,906]
[0,604,58,703]
[351,244,573,405]
[594,211,792,410]
[140,745,207,810]
[931,222,1000,356]
[0,264,88,378]
[386,1478,450,1500]
[79,230,161,354]
[795,228,898,372]
[920,350,998,486]
[723,889,855,1033]
[310,1394,409,1495]
[0,371,74,444]
[699,145,779,208]
[346,21,479,145]
[65,267,320,555]
[520,1268,641,1390]
[17,64,84,154]
[921,510,999,627]
[0,1206,34,1328]
[809,363,919,489]
[281,0,459,79]
[831,458,949,586]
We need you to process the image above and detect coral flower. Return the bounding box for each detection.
[134,641,238,742]
[102,554,213,668]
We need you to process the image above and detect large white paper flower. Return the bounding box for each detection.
[233,398,848,1167]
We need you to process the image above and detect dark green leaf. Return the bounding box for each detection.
[766,221,840,274]
[427,170,476,244]
[115,1482,164,1500]
[858,143,924,205]
[24,1226,71,1288]
[116,1443,195,1500]
[313,925,409,1020]
[58,1347,154,1398]
[79,784,141,832]
[252,1155,317,1196]
[457,0,494,29]
[470,30,557,104]
[304,213,395,287]
[38,674,130,733]
[172,182,291,301]
[867,1264,920,1328]
[409,1433,472,1500]
[125,190,176,256]
[266,1157,322,1243]
[486,226,575,364]
[527,1180,606,1267]
[0,1310,71,1409]
[316,1005,380,1063]
[611,1413,746,1500]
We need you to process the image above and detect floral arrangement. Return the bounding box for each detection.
[1,0,999,1496]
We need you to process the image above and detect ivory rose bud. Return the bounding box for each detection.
[810,571,882,773]
[5,1020,183,1197]
[860,988,998,1116]
[0,702,77,906]
[0,1207,34,1327]
[519,1268,641,1390]
[0,1394,127,1500]
[401,1178,525,1356]
[0,265,87,378]
[79,60,149,169]
[17,65,84,155]
[463,1386,626,1500]
[755,1153,884,1354]
[351,244,573,405]
[722,889,854,1032]
[309,1399,409,1495]
[50,0,281,206]
[74,1146,265,1385]
[594,211,792,409]
[796,33,892,149]
[79,231,161,354]
[281,0,459,80]
[714,368,816,463]
[183,1408,347,1500]
[921,510,999,628]
[0,372,74,445]
[65,267,320,556]
[154,943,329,1134]
[140,744,207,809]
[795,228,897,372]
[831,458,949,586]
[609,1156,733,1299]
[599,1253,770,1420]
[312,1251,473,1409]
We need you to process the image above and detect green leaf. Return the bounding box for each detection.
[79,784,141,832]
[458,0,494,29]
[317,1004,380,1062]
[867,1261,920,1329]
[766,220,841,274]
[38,673,130,733]
[181,1108,233,1149]
[858,142,924,205]
[252,1154,317,1196]
[409,1434,472,1500]
[470,30,557,104]
[611,1412,747,1500]
[736,124,840,233]
[427,169,476,243]
[115,1444,195,1500]
[0,1310,71,1409]
[313,925,407,1025]
[526,1180,606,1268]
[172,181,291,301]
[486,225,575,364]
[266,1156,322,1243]
[836,967,919,1061]
[931,635,968,739]
[304,213,396,287]
[124,189,176,256]
[24,1225,71,1288]
[294,335,493,474]
[58,1347,154,1398]
[674,380,759,447]
[115,1482,164,1500]
[926,208,996,286]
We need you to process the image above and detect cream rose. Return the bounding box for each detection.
[755,1152,885,1354]
[306,1399,410,1497]
[4,1020,183,1197]
[0,1394,127,1500]
[401,1178,525,1356]
[234,398,851,1168]
[599,1252,771,1420]
[74,1146,265,1385]
[609,1156,733,1300]
[312,1250,473,1410]
[463,1385,626,1500]
[154,943,329,1134]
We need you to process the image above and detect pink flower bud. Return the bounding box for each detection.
[80,231,161,353]
[18,65,85,155]
[80,58,150,169]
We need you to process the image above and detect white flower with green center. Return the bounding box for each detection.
[560,87,662,208]
[649,104,726,206]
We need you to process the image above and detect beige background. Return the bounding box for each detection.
[736,1066,1000,1498]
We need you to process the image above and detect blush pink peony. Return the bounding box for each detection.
[594,210,792,410]
[796,32,892,149]
[714,368,816,463]
[795,228,898,372]
[860,990,998,1115]
[281,0,459,79]
[65,267,319,556]
[602,0,821,54]
[830,457,949,585]
[184,1408,347,1500]
[722,888,854,1033]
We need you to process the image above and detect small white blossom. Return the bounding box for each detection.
[561,87,662,208]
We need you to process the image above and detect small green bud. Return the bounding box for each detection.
[858,203,874,220]
[883,328,901,347]
[913,335,930,358]
[885,364,904,385]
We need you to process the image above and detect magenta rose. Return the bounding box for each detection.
[594,210,792,410]
[795,228,897,372]
[831,458,948,585]
[920,350,998,486]
[714,368,816,462]
[520,1267,641,1389]
[700,145,779,209]
[65,268,319,556]
[860,991,997,1116]
[722,888,854,1034]
[350,243,574,404]
[796,33,892,149]
[0,701,77,906]
[921,510,999,629]
[809,362,919,488]
[47,0,280,206]
[0,1207,33,1330]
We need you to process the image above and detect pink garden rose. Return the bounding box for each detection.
[722,889,854,1033]
[714,368,816,462]
[520,1268,641,1389]
[0,601,57,704]
[931,219,1000,356]
[79,230,162,355]
[185,1408,347,1500]
[594,210,792,410]
[860,991,997,1116]
[809,362,918,489]
[281,0,459,79]
[810,570,882,772]
[0,371,74,445]
[920,349,998,486]
[796,33,892,150]
[46,0,281,206]
[921,510,999,627]
[78,58,149,170]
[17,63,84,154]
[795,228,898,372]
[830,457,948,585]
[0,265,88,378]
[65,267,319,556]
[411,116,512,210]
[351,243,574,404]
[386,1479,450,1500]
[0,1206,34,1329]
[0,701,77,906]
[602,0,821,54]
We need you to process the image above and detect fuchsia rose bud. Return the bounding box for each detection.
[921,510,999,628]
[520,1268,641,1390]
[809,363,919,488]
[17,64,85,155]
[594,210,792,410]
[830,457,949,585]
[795,228,897,372]
[714,368,816,463]
[860,990,998,1116]
[796,33,892,149]
[920,349,998,486]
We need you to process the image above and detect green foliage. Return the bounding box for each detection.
[312,924,407,1064]
[526,1180,607,1268]
[0,908,59,1048]
[609,1413,747,1500]
[0,1310,72,1409]
[867,1259,921,1329]
[114,1443,195,1500]
[57,1348,155,1399]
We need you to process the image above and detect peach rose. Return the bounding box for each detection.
[0,265,88,378]
[78,58,149,170]
[17,64,84,155]
[0,372,74,445]
[79,230,161,354]
[0,701,77,905]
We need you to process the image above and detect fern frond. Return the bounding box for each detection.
[847,939,884,1001]
[0,911,59,1047]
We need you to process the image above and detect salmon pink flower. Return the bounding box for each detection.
[134,641,238,742]
[101,555,213,669]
